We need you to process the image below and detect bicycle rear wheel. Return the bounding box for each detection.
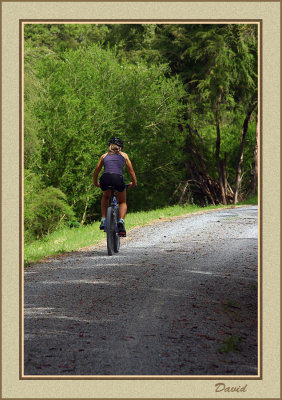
[106,206,114,256]
[113,208,120,253]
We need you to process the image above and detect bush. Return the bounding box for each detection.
[24,171,75,242]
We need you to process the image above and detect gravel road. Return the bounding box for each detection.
[24,205,258,376]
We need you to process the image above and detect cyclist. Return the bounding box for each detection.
[93,137,137,236]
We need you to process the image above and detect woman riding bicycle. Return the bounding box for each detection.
[93,137,137,236]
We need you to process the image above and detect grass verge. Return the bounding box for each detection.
[24,200,256,266]
[237,194,258,205]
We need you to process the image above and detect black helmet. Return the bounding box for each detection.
[108,137,123,149]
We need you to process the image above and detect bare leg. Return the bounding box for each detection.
[101,190,111,218]
[115,190,127,220]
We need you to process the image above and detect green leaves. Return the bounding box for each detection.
[24,171,75,243]
[25,40,186,223]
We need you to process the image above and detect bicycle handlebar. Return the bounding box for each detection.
[125,183,137,189]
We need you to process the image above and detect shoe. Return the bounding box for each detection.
[118,220,126,237]
[100,219,105,230]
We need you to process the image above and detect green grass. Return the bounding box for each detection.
[24,223,105,266]
[24,200,256,266]
[220,335,241,353]
[237,194,258,205]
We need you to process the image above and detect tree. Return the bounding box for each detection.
[152,24,258,204]
[28,43,185,221]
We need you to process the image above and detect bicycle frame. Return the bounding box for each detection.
[105,184,131,255]
[103,188,119,232]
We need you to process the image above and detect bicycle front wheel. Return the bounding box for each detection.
[106,206,114,256]
[113,208,120,253]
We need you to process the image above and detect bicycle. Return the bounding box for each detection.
[104,184,130,256]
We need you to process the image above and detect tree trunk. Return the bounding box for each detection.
[250,113,259,195]
[220,153,228,201]
[81,196,90,225]
[181,117,227,205]
[233,102,257,204]
[185,129,219,205]
[215,105,227,205]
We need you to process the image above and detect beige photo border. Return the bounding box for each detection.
[1,1,280,399]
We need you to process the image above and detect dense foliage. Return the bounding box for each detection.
[24,23,258,242]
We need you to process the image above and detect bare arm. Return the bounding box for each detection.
[93,155,105,187]
[122,153,137,188]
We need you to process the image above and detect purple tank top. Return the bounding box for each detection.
[103,153,125,175]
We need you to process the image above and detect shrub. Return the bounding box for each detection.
[24,171,75,242]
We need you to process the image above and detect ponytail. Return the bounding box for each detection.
[108,144,121,154]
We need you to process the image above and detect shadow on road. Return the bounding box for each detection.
[24,207,258,376]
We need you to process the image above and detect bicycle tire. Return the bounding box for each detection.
[106,206,114,256]
[113,208,120,253]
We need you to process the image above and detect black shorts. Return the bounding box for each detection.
[99,173,126,192]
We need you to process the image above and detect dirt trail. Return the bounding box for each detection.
[24,206,258,376]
